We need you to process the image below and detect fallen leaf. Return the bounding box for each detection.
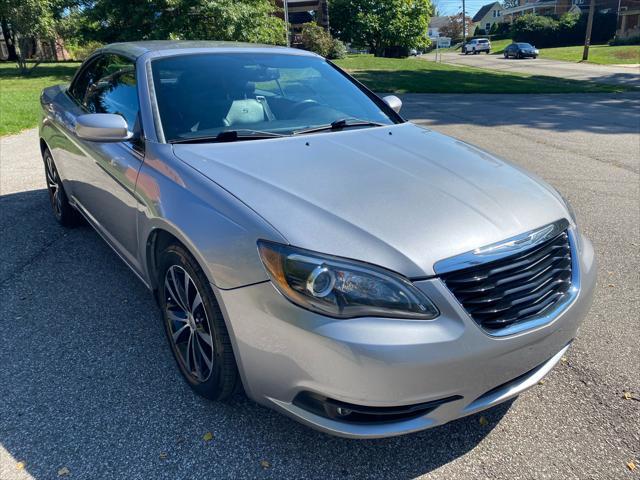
[561,356,568,363]
[58,466,70,476]
[478,416,489,426]
[607,284,615,288]
[159,452,168,460]
[627,461,636,472]
[202,432,213,442]
[623,391,633,400]
[16,461,25,470]
[538,379,545,385]
[260,460,271,469]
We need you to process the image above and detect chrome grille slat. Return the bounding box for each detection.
[441,230,573,331]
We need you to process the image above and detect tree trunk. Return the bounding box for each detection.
[0,18,18,61]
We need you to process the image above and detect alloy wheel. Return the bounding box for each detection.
[164,265,215,383]
[45,154,63,219]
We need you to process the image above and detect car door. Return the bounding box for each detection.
[62,53,145,274]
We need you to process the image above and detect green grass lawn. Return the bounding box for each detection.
[0,62,80,136]
[538,44,640,64]
[334,55,628,94]
[488,39,513,54]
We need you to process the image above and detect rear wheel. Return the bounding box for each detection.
[43,148,80,227]
[158,244,239,400]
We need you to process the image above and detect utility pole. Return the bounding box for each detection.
[582,0,596,61]
[283,0,291,47]
[462,0,467,44]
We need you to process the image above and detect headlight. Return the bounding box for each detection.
[257,241,439,320]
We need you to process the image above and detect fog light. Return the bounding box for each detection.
[306,266,335,298]
[335,407,352,417]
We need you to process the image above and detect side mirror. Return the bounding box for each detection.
[75,113,133,142]
[382,95,402,113]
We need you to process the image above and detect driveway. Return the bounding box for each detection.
[1,94,639,480]
[423,51,640,88]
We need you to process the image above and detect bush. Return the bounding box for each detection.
[328,37,348,59]
[300,22,333,57]
[474,26,486,36]
[300,22,347,59]
[66,41,103,61]
[609,35,640,46]
[511,12,617,48]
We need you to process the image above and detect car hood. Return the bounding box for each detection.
[173,123,569,277]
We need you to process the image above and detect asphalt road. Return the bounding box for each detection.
[1,94,639,480]
[423,51,640,88]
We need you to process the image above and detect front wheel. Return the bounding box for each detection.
[158,244,239,401]
[43,149,80,227]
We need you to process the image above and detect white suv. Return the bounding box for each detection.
[462,38,491,54]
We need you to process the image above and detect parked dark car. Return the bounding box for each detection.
[504,42,539,59]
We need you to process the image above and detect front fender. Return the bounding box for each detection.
[136,141,286,290]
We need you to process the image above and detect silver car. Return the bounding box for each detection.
[39,41,596,438]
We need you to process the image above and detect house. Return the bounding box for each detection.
[275,0,330,46]
[428,16,450,38]
[502,0,573,21]
[0,24,69,61]
[472,2,506,33]
[616,0,640,39]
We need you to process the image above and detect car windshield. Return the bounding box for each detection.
[517,43,533,48]
[150,53,396,142]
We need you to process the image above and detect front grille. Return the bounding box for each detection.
[441,230,573,330]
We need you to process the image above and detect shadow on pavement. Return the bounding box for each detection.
[0,188,512,479]
[400,92,640,134]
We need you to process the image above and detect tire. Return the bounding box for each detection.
[158,244,239,401]
[533,55,538,59]
[43,148,81,227]
[485,50,490,54]
[504,52,508,59]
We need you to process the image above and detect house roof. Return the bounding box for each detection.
[472,2,501,22]
[429,16,451,29]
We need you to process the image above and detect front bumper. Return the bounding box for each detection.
[216,233,596,438]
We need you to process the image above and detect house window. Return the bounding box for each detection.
[497,10,501,16]
[486,22,491,31]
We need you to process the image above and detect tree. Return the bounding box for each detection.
[63,0,286,45]
[0,0,56,73]
[329,0,433,57]
[163,0,286,45]
[439,13,473,41]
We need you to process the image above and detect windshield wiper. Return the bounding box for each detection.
[293,118,386,136]
[170,129,288,144]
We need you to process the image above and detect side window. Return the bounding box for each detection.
[69,56,107,103]
[83,55,139,131]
